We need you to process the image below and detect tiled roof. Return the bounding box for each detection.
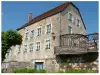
[17,2,86,30]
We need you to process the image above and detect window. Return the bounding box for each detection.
[25,33,28,40]
[36,42,40,51]
[24,45,27,53]
[77,19,80,27]
[72,16,75,23]
[68,13,72,21]
[68,26,72,34]
[47,24,51,34]
[30,30,34,38]
[46,40,50,49]
[37,28,41,36]
[35,62,43,70]
[29,43,33,52]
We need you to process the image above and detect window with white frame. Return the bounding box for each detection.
[68,26,72,34]
[37,28,41,36]
[24,45,27,53]
[68,13,73,21]
[25,32,28,40]
[30,30,34,38]
[47,24,51,34]
[29,43,33,52]
[36,42,40,51]
[46,40,50,49]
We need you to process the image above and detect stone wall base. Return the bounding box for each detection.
[2,60,98,73]
[59,62,98,72]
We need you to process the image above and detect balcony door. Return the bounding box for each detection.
[68,26,72,34]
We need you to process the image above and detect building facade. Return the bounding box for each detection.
[3,2,98,72]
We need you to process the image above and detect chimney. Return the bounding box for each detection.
[27,12,32,23]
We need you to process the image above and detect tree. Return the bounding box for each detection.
[2,30,22,62]
[2,32,7,62]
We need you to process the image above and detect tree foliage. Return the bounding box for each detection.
[2,30,22,62]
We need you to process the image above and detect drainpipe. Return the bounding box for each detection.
[59,12,61,47]
[59,11,61,71]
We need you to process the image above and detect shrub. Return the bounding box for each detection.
[12,68,36,73]
[26,68,36,73]
[12,68,46,73]
[1,69,4,73]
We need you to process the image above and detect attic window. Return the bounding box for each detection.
[77,19,80,27]
[68,13,72,21]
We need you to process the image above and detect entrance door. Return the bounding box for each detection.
[35,62,43,70]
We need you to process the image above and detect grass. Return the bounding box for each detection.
[12,68,47,73]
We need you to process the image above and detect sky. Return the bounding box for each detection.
[2,1,98,34]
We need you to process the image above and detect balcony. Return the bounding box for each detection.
[54,33,98,55]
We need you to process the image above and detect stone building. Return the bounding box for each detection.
[2,2,98,72]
